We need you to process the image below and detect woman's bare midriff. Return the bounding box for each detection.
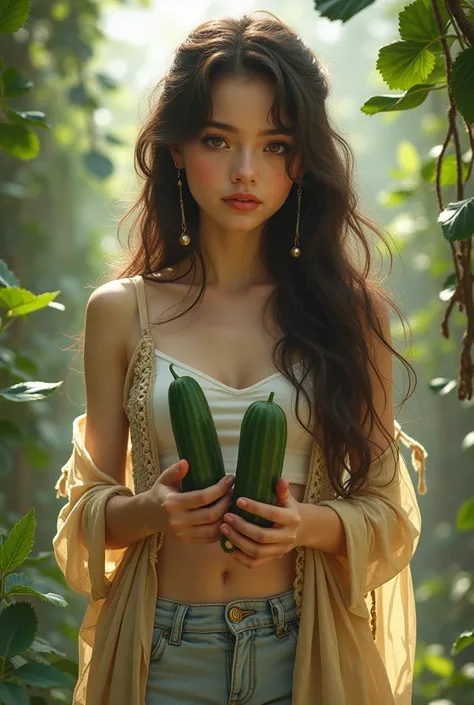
[155,478,305,602]
[125,264,306,603]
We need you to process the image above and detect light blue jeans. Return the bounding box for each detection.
[145,588,299,705]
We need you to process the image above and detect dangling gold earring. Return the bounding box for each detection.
[176,164,191,246]
[290,183,302,258]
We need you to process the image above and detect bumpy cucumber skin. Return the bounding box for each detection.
[220,391,287,554]
[168,364,226,497]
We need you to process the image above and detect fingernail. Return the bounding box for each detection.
[237,498,247,508]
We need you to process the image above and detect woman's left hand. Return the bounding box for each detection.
[220,478,303,569]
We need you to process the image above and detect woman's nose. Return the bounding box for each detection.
[230,151,258,184]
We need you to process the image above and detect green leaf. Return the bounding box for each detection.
[379,187,416,207]
[398,0,449,44]
[6,109,50,130]
[450,47,474,124]
[438,197,474,242]
[0,286,61,316]
[0,682,29,705]
[49,657,78,680]
[13,661,75,688]
[1,67,33,98]
[314,0,376,22]
[397,141,420,174]
[9,291,60,316]
[5,573,68,607]
[5,571,36,590]
[439,273,456,302]
[452,629,474,655]
[0,508,36,574]
[377,41,436,90]
[425,652,454,677]
[28,636,66,657]
[462,431,474,458]
[361,83,436,115]
[0,123,40,160]
[420,153,470,186]
[0,0,30,34]
[429,377,456,394]
[96,72,118,91]
[7,586,68,608]
[457,498,474,531]
[0,602,38,658]
[0,260,19,287]
[83,150,114,179]
[428,53,449,83]
[0,380,63,402]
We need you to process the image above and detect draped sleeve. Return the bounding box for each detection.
[292,421,427,705]
[53,413,157,705]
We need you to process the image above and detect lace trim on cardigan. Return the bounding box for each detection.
[124,332,164,562]
[293,433,335,617]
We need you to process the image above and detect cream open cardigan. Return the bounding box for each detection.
[53,276,427,705]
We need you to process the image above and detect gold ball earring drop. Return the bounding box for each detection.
[290,184,302,258]
[176,164,191,246]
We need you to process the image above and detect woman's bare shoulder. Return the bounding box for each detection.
[87,276,136,310]
[86,276,141,365]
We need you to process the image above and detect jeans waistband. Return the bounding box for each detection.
[153,589,298,643]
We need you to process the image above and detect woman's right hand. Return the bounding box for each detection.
[147,459,235,544]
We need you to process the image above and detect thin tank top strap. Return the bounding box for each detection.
[131,274,150,335]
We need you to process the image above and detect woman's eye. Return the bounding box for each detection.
[265,141,290,155]
[203,136,226,148]
[201,136,290,154]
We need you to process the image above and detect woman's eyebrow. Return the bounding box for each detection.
[205,120,294,136]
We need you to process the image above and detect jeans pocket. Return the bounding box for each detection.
[150,627,169,662]
[287,618,300,644]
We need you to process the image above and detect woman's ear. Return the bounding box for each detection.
[169,145,183,168]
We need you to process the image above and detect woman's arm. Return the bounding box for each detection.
[83,279,164,550]
[298,504,348,556]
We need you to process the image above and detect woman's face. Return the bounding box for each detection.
[170,75,302,234]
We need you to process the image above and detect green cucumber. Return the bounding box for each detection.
[221,391,287,553]
[168,363,226,499]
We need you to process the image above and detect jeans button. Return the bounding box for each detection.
[229,607,243,623]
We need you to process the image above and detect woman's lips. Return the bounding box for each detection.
[222,199,261,211]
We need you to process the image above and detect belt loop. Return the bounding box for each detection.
[168,603,189,645]
[269,595,287,638]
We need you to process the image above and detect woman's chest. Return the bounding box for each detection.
[132,282,296,392]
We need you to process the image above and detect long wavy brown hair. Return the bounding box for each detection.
[111,11,416,498]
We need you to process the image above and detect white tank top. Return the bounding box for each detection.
[152,349,314,485]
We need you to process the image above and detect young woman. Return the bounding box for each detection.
[53,10,427,705]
